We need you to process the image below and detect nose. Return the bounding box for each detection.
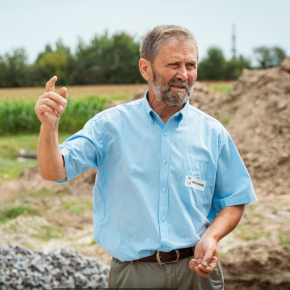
[176,65,188,81]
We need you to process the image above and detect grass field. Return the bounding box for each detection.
[0,134,71,182]
[0,84,147,101]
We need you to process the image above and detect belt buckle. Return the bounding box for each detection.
[156,249,180,265]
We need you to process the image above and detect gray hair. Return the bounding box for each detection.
[140,25,199,64]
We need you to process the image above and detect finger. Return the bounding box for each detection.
[45,76,57,93]
[189,259,198,271]
[36,104,60,118]
[197,264,213,273]
[195,266,211,278]
[201,249,216,268]
[59,87,68,100]
[37,99,65,115]
[208,256,219,271]
[39,92,67,106]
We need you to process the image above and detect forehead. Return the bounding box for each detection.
[155,39,197,64]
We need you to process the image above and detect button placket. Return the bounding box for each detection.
[158,121,173,246]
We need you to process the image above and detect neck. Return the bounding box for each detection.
[147,88,185,124]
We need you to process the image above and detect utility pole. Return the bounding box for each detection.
[232,24,236,59]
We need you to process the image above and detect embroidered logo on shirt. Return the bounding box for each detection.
[185,176,206,191]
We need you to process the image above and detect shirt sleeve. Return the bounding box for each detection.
[56,115,105,183]
[212,131,257,212]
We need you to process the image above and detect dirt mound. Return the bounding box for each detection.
[222,241,290,290]
[205,58,290,196]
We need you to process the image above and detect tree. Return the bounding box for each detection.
[253,46,286,69]
[0,48,30,87]
[35,40,74,85]
[72,32,144,85]
[197,47,227,81]
[225,55,251,80]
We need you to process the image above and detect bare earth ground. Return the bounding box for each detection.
[1,58,290,289]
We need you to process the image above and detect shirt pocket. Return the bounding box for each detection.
[181,159,216,208]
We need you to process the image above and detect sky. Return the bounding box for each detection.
[0,0,289,63]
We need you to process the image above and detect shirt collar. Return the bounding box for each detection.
[142,90,189,127]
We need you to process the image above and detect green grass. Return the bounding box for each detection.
[63,200,93,215]
[219,117,230,125]
[279,231,290,245]
[0,133,71,181]
[234,225,271,241]
[0,158,38,181]
[0,204,37,224]
[211,85,233,94]
[32,225,63,241]
[29,188,56,199]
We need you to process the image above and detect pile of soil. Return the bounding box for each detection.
[204,57,290,196]
[222,241,290,290]
[207,57,290,289]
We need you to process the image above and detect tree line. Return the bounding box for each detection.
[0,31,287,87]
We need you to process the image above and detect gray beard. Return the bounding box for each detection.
[152,70,194,106]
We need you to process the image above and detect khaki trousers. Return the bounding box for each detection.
[109,255,224,290]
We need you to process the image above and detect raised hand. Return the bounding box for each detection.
[35,76,68,127]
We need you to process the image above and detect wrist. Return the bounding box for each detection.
[40,122,59,133]
[200,230,220,243]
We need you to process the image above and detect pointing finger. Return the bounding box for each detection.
[45,76,57,93]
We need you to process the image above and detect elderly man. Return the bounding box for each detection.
[35,25,257,289]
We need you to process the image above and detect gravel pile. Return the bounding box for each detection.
[0,245,109,290]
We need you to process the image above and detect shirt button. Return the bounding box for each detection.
[164,132,168,137]
[162,188,166,192]
[162,160,167,165]
[162,217,166,222]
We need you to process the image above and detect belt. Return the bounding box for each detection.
[135,247,194,265]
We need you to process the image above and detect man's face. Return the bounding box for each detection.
[151,40,197,106]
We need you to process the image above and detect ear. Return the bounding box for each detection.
[139,58,152,82]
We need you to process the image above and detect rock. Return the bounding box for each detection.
[0,245,109,289]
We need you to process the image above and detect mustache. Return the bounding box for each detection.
[168,79,190,89]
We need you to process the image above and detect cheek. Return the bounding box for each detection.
[188,71,197,84]
[164,69,178,83]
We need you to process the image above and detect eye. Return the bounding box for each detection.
[186,63,196,70]
[168,63,179,68]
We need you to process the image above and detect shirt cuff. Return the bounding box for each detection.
[55,146,74,183]
[212,192,258,212]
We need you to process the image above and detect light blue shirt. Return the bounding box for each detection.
[58,94,257,261]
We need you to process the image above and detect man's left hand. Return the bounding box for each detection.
[189,236,219,278]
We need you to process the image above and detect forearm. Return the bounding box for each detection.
[202,204,245,242]
[37,124,66,181]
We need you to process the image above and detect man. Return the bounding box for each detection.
[35,25,257,289]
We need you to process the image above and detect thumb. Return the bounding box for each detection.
[60,87,68,100]
[45,76,57,92]
[201,249,214,268]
